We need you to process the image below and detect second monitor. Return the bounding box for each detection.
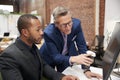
[102,22,120,80]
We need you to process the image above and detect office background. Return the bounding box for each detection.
[0,0,120,64]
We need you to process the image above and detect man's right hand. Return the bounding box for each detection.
[70,54,94,66]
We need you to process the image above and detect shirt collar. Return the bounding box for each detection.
[17,37,37,51]
[61,32,67,38]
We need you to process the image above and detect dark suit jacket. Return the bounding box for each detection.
[0,38,64,80]
[40,18,88,72]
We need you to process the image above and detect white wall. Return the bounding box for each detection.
[0,14,20,36]
[95,0,100,35]
[0,15,8,35]
[104,0,120,49]
[0,14,42,37]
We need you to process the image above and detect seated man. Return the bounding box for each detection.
[40,6,102,79]
[0,14,79,80]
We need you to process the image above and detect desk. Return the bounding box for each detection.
[0,35,17,53]
[62,65,120,80]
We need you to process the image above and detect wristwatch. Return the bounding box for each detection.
[83,69,91,73]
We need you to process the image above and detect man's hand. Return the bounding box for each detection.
[70,54,94,66]
[62,75,79,80]
[84,71,102,79]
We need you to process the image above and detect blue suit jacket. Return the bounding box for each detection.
[40,18,87,72]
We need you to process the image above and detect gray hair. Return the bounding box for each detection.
[52,6,71,22]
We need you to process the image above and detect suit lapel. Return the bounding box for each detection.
[15,38,39,71]
[55,27,64,49]
[36,49,43,76]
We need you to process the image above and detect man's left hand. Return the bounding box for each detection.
[84,71,103,80]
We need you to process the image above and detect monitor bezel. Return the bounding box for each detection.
[103,22,120,80]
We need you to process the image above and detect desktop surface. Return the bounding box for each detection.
[62,65,102,80]
[62,65,120,80]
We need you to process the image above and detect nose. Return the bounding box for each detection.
[40,29,44,35]
[65,24,71,29]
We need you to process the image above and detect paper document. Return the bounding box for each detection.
[62,65,102,80]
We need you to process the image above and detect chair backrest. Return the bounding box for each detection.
[0,72,2,80]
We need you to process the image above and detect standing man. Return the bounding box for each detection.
[40,6,102,79]
[0,14,79,80]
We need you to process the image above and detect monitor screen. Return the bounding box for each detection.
[103,22,120,80]
[3,32,9,37]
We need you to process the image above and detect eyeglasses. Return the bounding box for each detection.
[58,21,73,28]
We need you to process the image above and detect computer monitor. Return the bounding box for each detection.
[3,32,9,37]
[103,22,120,80]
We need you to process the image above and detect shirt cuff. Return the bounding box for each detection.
[69,58,74,66]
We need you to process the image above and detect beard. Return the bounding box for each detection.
[28,36,42,44]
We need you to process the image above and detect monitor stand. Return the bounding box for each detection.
[112,63,120,78]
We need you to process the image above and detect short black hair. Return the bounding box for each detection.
[17,14,38,34]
